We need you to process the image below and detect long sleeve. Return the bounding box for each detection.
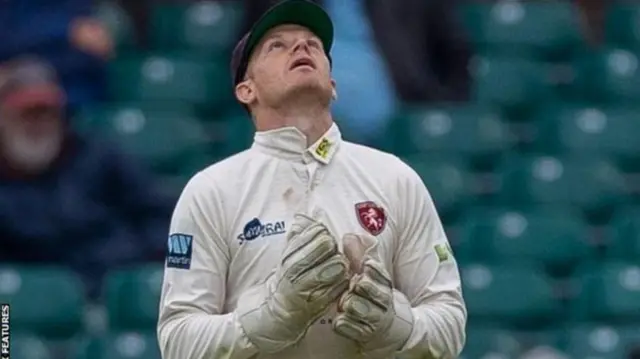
[157,172,259,359]
[392,163,467,359]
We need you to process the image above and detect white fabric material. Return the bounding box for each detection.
[236,214,349,353]
[334,233,414,359]
[157,123,467,359]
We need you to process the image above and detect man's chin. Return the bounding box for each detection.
[285,81,331,103]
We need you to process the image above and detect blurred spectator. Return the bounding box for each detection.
[324,0,398,145]
[242,0,471,144]
[366,0,471,103]
[630,346,640,359]
[573,0,607,46]
[0,57,171,298]
[0,0,113,109]
[110,0,152,47]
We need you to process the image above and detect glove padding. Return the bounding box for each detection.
[333,233,414,358]
[237,214,350,353]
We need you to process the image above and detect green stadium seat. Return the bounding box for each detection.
[150,1,243,55]
[105,265,164,330]
[0,266,84,338]
[107,54,232,110]
[157,152,208,197]
[459,207,590,271]
[460,326,521,359]
[477,1,582,60]
[607,207,640,261]
[605,4,640,51]
[401,155,471,216]
[574,262,640,321]
[206,111,255,157]
[498,155,627,213]
[471,56,551,113]
[461,326,565,359]
[460,3,492,47]
[574,48,640,103]
[566,325,640,359]
[461,264,560,325]
[95,1,136,50]
[78,332,160,359]
[10,333,55,359]
[445,222,474,265]
[542,105,640,161]
[159,173,192,199]
[392,104,512,164]
[75,104,213,174]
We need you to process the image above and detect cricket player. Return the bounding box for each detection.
[157,1,466,358]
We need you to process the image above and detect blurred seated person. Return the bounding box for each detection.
[365,0,471,104]
[0,0,114,109]
[324,0,398,146]
[573,0,606,46]
[0,57,171,298]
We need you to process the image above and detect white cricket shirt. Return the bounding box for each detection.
[157,123,466,359]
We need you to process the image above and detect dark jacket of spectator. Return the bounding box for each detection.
[366,0,471,103]
[242,0,472,103]
[0,133,172,292]
[0,0,109,108]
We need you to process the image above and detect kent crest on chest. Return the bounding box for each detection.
[354,201,387,236]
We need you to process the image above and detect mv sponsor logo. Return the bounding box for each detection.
[166,233,194,270]
[1,304,8,359]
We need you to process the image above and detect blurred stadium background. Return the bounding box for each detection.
[1,0,640,358]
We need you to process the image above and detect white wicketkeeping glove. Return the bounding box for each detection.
[333,233,414,358]
[236,214,350,353]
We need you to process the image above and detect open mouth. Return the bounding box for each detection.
[290,57,316,70]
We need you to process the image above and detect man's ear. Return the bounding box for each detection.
[235,80,256,106]
[331,79,338,101]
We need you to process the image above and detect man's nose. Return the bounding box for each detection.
[292,40,310,54]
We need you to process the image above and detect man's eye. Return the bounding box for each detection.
[268,41,285,51]
[308,40,322,49]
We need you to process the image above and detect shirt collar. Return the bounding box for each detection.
[252,123,341,164]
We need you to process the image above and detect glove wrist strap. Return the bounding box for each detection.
[362,290,414,356]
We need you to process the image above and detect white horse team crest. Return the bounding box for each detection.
[355,201,386,236]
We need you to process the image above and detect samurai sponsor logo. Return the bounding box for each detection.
[238,218,286,244]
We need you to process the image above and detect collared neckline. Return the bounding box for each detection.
[252,123,341,164]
